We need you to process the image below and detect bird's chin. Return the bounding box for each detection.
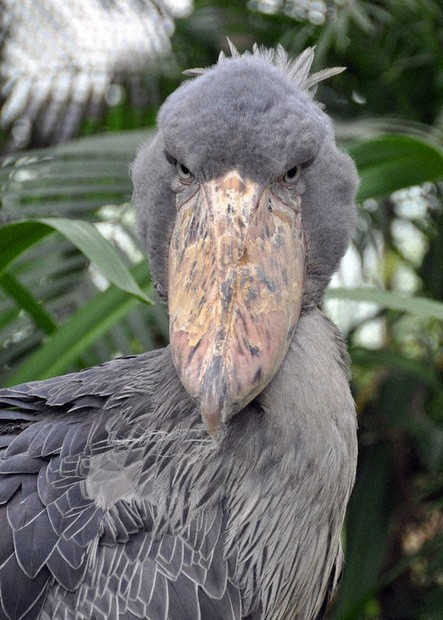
[168,170,305,436]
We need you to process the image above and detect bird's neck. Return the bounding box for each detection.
[260,307,356,449]
[221,308,357,617]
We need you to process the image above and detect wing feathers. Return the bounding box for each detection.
[0,552,49,620]
[0,354,245,619]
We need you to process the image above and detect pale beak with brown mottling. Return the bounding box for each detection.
[168,170,305,435]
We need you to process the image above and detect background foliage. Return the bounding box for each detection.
[1,1,443,618]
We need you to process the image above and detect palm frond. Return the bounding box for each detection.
[0,131,168,383]
[0,0,193,150]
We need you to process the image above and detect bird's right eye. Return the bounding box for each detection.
[176,161,193,182]
[282,165,301,185]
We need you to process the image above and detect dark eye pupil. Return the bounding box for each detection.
[285,166,298,180]
[180,164,190,176]
[177,162,192,179]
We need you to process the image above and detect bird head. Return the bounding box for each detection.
[132,44,359,435]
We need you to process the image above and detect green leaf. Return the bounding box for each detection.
[326,287,443,321]
[332,443,394,619]
[350,347,441,391]
[0,221,53,276]
[0,218,152,304]
[0,271,57,334]
[40,218,152,304]
[6,263,152,385]
[348,134,443,201]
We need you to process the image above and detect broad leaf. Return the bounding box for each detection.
[348,134,443,201]
[0,221,53,276]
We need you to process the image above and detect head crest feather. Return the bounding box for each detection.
[183,39,345,95]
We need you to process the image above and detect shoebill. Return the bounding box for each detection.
[0,44,359,619]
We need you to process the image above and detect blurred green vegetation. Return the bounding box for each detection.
[1,1,443,618]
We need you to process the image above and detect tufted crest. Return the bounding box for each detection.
[183,39,345,95]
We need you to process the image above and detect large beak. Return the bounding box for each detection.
[168,170,305,435]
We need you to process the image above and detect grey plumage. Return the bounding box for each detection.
[0,44,358,619]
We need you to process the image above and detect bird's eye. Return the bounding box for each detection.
[282,166,301,185]
[176,162,193,182]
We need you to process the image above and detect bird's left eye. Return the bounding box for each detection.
[282,166,301,184]
[176,162,193,181]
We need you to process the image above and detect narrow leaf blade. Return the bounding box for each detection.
[6,264,153,385]
[0,218,152,304]
[326,287,443,321]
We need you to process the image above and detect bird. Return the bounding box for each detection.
[0,43,359,619]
